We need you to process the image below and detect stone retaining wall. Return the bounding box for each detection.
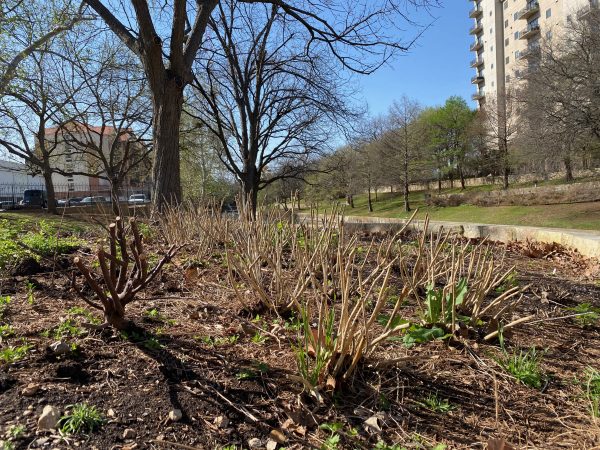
[295,213,600,258]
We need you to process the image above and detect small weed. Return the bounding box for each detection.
[319,422,343,450]
[145,308,176,326]
[0,343,31,363]
[52,320,83,339]
[59,403,104,435]
[418,392,454,413]
[568,303,600,328]
[0,324,15,338]
[1,441,15,450]
[143,337,162,350]
[374,441,405,450]
[583,367,600,418]
[236,369,256,380]
[495,270,519,293]
[0,296,10,318]
[7,424,25,439]
[495,347,545,389]
[25,281,35,305]
[251,331,268,345]
[400,325,449,348]
[67,307,101,325]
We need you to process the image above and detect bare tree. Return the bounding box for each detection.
[0,49,83,214]
[179,109,235,202]
[189,1,359,213]
[520,9,600,181]
[80,0,437,210]
[0,0,84,94]
[382,97,423,211]
[58,36,153,214]
[478,88,520,189]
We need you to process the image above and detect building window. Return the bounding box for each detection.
[506,75,511,82]
[506,56,510,64]
[546,8,551,18]
[505,38,509,46]
[514,12,518,20]
[515,50,520,59]
[504,2,508,9]
[505,19,508,28]
[514,31,519,40]
[546,31,552,39]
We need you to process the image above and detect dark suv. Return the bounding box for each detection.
[20,189,47,208]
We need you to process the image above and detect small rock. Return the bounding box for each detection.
[269,429,286,444]
[49,341,70,355]
[34,437,49,446]
[123,445,139,450]
[248,438,262,449]
[107,408,116,418]
[214,415,229,428]
[122,428,136,439]
[37,405,61,430]
[364,415,382,433]
[168,409,182,422]
[23,409,33,417]
[266,440,278,450]
[22,383,40,396]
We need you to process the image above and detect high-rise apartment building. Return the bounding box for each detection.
[469,0,598,107]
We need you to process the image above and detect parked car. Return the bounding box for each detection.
[79,196,108,205]
[0,200,17,210]
[128,194,150,204]
[60,197,84,207]
[20,189,47,208]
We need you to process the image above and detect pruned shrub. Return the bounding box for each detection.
[72,217,178,330]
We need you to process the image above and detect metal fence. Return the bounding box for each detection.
[0,182,152,207]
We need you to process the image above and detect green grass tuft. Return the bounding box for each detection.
[59,403,104,435]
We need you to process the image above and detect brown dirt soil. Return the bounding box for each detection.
[1,231,600,450]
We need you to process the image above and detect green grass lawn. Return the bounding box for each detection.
[312,190,600,231]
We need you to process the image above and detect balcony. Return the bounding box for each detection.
[518,46,540,60]
[471,75,485,85]
[519,24,540,40]
[469,22,483,35]
[469,6,483,18]
[577,0,599,19]
[472,90,485,101]
[516,2,540,20]
[470,57,484,67]
[470,39,483,51]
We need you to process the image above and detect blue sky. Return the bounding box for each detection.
[357,1,474,116]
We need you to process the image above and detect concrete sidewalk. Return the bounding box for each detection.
[296,213,600,258]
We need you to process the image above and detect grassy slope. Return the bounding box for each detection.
[316,189,600,231]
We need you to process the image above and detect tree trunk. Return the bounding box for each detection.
[403,179,410,212]
[367,187,373,213]
[459,166,466,190]
[503,167,509,189]
[152,84,184,211]
[109,181,122,216]
[241,169,260,216]
[374,188,378,202]
[564,157,574,182]
[347,194,354,208]
[41,167,57,215]
[437,172,442,193]
[104,306,130,331]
